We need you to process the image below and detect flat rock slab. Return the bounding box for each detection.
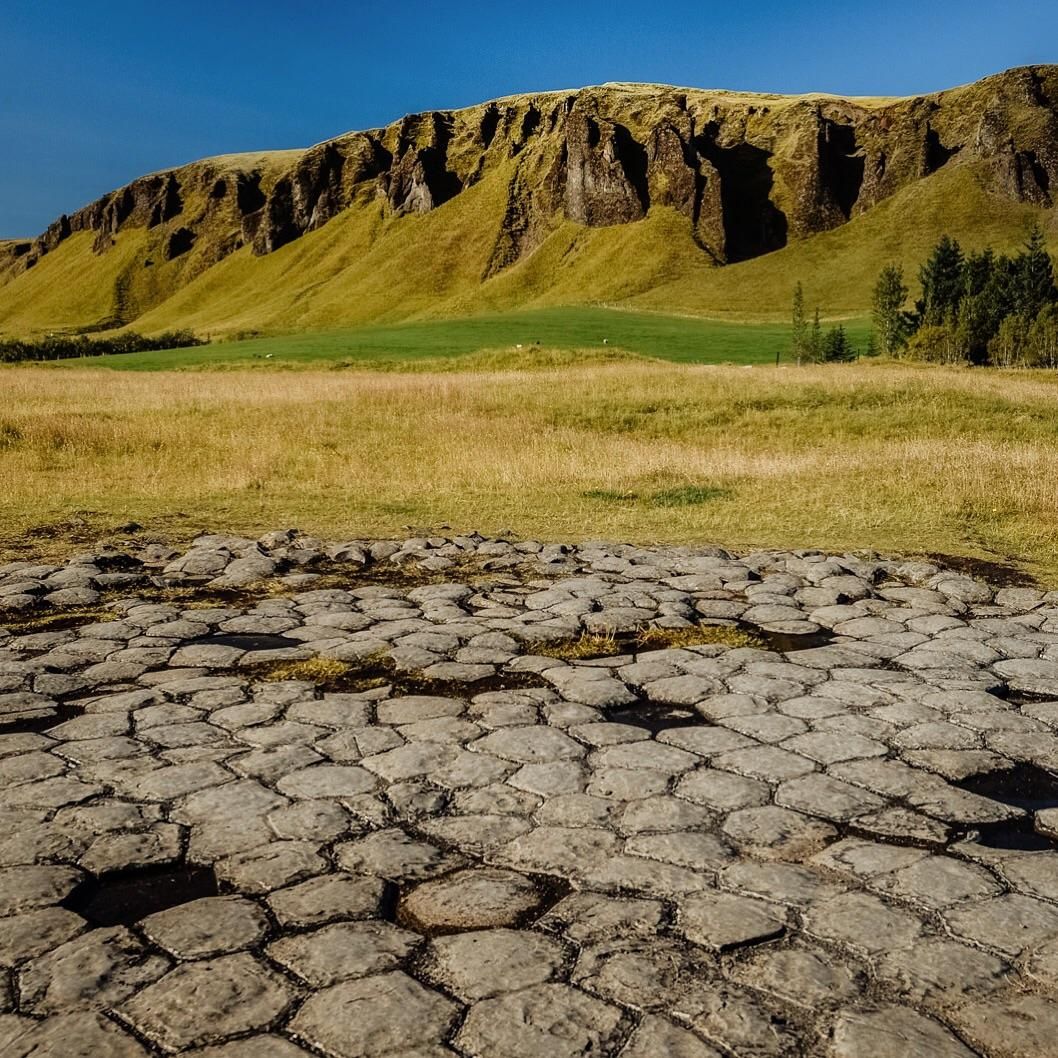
[0,532,1054,1056]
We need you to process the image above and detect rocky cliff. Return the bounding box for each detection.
[1,66,1056,331]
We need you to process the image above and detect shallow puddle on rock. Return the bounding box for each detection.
[63,864,219,927]
[955,764,1058,813]
[607,700,709,734]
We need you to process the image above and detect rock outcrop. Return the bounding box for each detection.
[3,65,1057,310]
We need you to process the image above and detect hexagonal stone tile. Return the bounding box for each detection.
[140,895,268,958]
[675,768,771,811]
[183,1037,314,1058]
[19,926,168,1013]
[830,1005,977,1058]
[425,928,567,1000]
[0,865,82,916]
[869,856,1001,910]
[944,894,1058,957]
[732,945,861,1010]
[455,982,623,1058]
[472,727,585,763]
[620,1015,723,1057]
[267,873,387,928]
[119,953,296,1051]
[722,806,837,859]
[874,939,1009,1008]
[803,893,924,957]
[0,1012,150,1057]
[0,908,86,967]
[269,921,418,985]
[537,892,665,943]
[950,991,1058,1058]
[401,867,546,931]
[336,829,462,882]
[678,891,786,952]
[289,971,458,1057]
[215,840,326,893]
[276,764,376,800]
[773,773,885,822]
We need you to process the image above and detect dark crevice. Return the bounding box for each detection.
[958,818,1056,852]
[750,626,834,653]
[613,123,650,211]
[0,702,83,735]
[820,120,865,219]
[696,126,788,262]
[235,173,266,216]
[190,633,303,651]
[606,698,709,733]
[479,104,501,149]
[62,864,219,927]
[924,126,961,174]
[954,764,1058,812]
[165,227,195,260]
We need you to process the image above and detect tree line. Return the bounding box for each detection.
[790,283,857,363]
[0,330,206,363]
[871,225,1058,367]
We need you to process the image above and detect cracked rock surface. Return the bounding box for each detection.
[2,530,1058,1055]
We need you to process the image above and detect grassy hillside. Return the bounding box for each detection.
[1,158,1048,339]
[49,308,870,370]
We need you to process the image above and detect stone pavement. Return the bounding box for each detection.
[2,530,1058,1057]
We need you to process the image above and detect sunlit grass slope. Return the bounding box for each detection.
[0,156,1050,337]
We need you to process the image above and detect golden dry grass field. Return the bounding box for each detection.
[3,356,1058,579]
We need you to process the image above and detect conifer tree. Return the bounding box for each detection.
[872,264,909,354]
[808,308,823,363]
[1015,224,1057,320]
[791,282,807,365]
[918,235,965,326]
[822,325,855,362]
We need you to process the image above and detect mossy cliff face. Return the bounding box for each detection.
[1,66,1056,330]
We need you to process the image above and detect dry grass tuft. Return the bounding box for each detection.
[635,624,760,650]
[0,607,120,634]
[536,634,622,660]
[256,657,352,683]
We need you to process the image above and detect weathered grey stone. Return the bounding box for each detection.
[455,982,623,1058]
[289,971,458,1057]
[0,1012,150,1057]
[20,927,169,1013]
[401,868,544,931]
[426,928,567,1000]
[733,945,861,1010]
[119,953,295,1051]
[336,829,460,882]
[268,873,386,928]
[141,896,268,958]
[830,1005,977,1057]
[678,891,786,952]
[0,908,85,967]
[944,894,1058,956]
[803,893,924,956]
[269,921,418,985]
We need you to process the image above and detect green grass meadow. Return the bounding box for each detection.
[53,308,872,370]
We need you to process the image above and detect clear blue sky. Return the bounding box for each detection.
[3,0,1055,236]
